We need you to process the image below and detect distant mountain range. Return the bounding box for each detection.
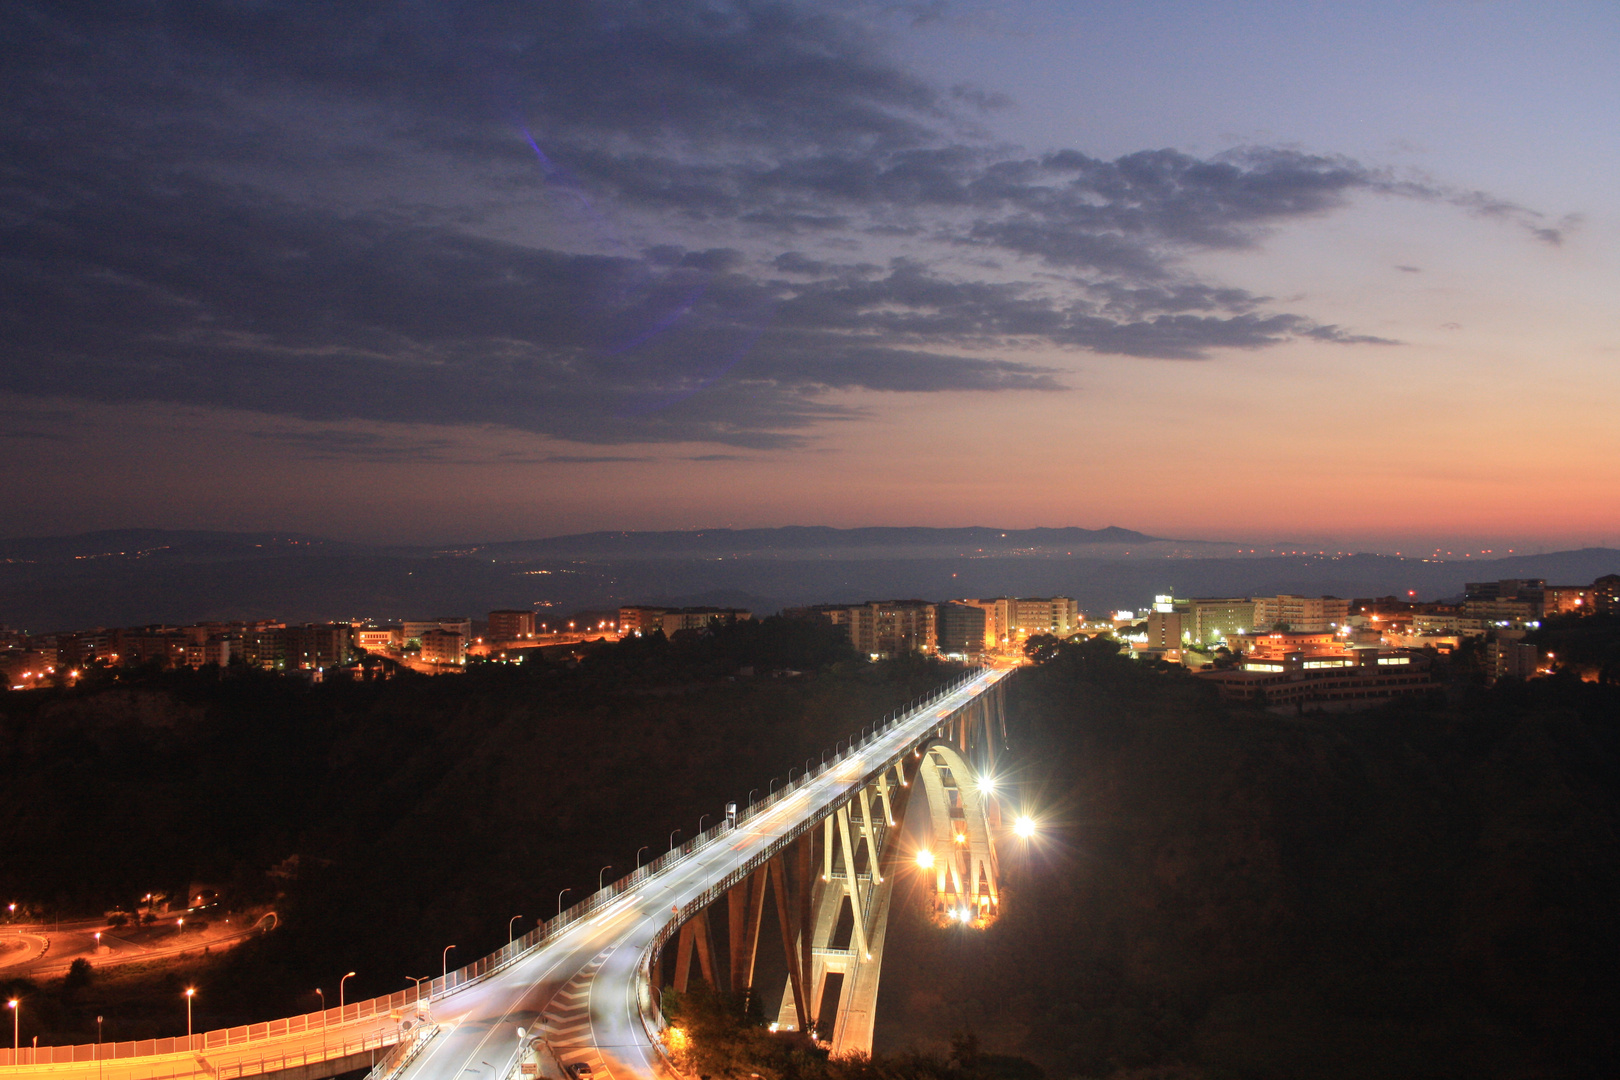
[1,527,1616,632]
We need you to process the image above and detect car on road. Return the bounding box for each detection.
[567,1063,593,1079]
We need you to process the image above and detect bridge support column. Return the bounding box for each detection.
[727,869,768,1003]
[673,907,717,992]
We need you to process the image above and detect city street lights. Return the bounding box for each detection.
[441,945,456,977]
[668,829,681,852]
[508,915,523,942]
[96,1016,103,1080]
[636,846,649,869]
[184,989,195,1040]
[747,788,758,808]
[769,778,779,796]
[598,865,613,891]
[313,989,325,1054]
[340,972,356,1009]
[9,998,18,1056]
[698,814,709,833]
[556,888,571,917]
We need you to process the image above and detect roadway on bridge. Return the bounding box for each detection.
[0,669,1006,1080]
[401,668,1005,1080]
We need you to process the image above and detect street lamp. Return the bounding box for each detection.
[769,778,779,796]
[698,815,709,833]
[508,916,523,943]
[313,989,325,1055]
[340,972,356,1009]
[96,1016,103,1080]
[747,788,758,807]
[669,829,681,852]
[598,865,613,891]
[9,999,18,1055]
[556,889,572,917]
[441,945,456,977]
[636,846,649,869]
[184,989,195,1040]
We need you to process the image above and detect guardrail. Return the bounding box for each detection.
[0,1025,416,1079]
[1,666,991,1073]
[362,1023,439,1080]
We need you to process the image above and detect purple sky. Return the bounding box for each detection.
[3,1,1615,550]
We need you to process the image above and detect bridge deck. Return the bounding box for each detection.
[0,669,1008,1080]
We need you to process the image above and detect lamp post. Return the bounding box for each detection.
[747,788,758,808]
[313,989,325,1054]
[636,846,649,869]
[508,915,523,943]
[96,1016,103,1080]
[8,999,18,1056]
[698,815,709,834]
[340,972,356,1009]
[668,829,681,852]
[184,988,195,1041]
[598,865,613,891]
[769,778,778,797]
[441,946,456,978]
[556,888,572,917]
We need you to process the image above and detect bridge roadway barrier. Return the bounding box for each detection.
[0,666,1008,1080]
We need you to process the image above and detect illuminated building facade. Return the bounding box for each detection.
[403,617,472,645]
[936,602,988,657]
[1250,595,1351,633]
[419,627,466,665]
[487,609,537,640]
[1011,597,1081,638]
[1197,646,1435,707]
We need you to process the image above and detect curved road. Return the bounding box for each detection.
[0,669,1007,1080]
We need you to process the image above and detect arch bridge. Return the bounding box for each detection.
[0,668,1014,1080]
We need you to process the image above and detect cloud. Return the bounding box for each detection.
[0,0,1550,449]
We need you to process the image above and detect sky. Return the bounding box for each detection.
[2,0,1616,550]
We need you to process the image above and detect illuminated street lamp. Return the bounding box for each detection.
[556,888,572,917]
[508,915,523,942]
[636,846,649,869]
[340,972,356,1009]
[441,945,456,977]
[914,849,934,869]
[9,998,18,1055]
[598,865,613,891]
[1014,816,1037,839]
[313,989,325,1054]
[184,989,195,1040]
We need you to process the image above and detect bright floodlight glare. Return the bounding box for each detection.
[915,849,934,869]
[979,775,996,794]
[1014,815,1037,839]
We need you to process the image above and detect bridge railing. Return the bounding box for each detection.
[0,667,990,1071]
[0,1023,415,1076]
